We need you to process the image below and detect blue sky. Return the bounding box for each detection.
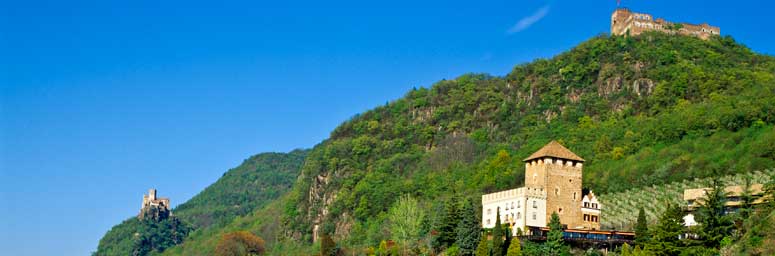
[1,0,773,255]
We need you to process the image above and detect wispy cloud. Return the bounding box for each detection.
[507,5,551,34]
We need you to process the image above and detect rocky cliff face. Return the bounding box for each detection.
[139,204,172,221]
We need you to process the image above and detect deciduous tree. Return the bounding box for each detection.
[388,194,425,250]
[214,231,265,256]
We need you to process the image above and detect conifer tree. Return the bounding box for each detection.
[456,198,481,255]
[545,212,568,255]
[620,243,631,256]
[696,177,734,248]
[634,207,649,245]
[506,237,521,256]
[474,231,490,256]
[644,203,686,256]
[435,198,461,251]
[502,225,512,256]
[739,175,755,219]
[491,208,504,256]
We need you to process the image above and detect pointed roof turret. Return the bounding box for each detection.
[523,140,584,162]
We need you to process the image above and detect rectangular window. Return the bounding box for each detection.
[532,212,536,220]
[533,201,538,208]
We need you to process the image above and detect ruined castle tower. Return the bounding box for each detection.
[139,188,172,220]
[523,141,585,229]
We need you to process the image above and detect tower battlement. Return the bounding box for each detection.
[611,8,719,40]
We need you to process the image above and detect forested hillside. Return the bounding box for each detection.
[282,32,775,248]
[174,149,308,228]
[103,32,775,255]
[95,150,307,255]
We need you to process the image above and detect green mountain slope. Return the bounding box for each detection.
[112,32,775,255]
[174,149,308,228]
[282,32,775,246]
[95,150,307,256]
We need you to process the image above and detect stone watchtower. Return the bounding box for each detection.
[139,188,172,220]
[523,141,585,229]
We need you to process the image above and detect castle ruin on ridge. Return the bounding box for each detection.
[611,8,720,40]
[139,188,172,220]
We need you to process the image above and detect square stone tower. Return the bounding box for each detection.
[523,141,585,229]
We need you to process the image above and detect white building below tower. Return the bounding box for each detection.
[482,187,547,235]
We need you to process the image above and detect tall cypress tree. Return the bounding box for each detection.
[492,208,504,256]
[457,198,481,255]
[502,224,512,256]
[634,207,649,245]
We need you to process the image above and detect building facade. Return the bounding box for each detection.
[581,192,601,230]
[482,141,602,235]
[682,184,767,227]
[611,8,720,40]
[481,187,547,234]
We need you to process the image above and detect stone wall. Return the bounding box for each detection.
[525,157,584,229]
[611,8,720,40]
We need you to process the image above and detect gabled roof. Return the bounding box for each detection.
[523,140,585,162]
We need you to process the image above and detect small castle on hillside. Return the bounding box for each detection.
[611,8,720,40]
[482,141,602,235]
[139,188,172,220]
